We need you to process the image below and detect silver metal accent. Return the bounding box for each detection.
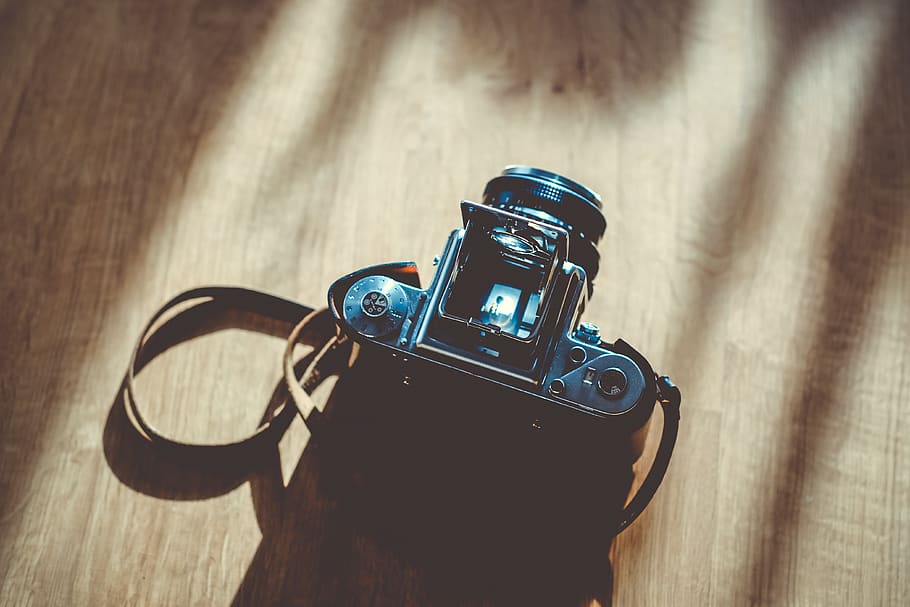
[569,346,587,364]
[554,353,645,415]
[576,321,601,344]
[414,229,463,347]
[435,202,568,345]
[343,275,409,338]
[416,341,537,384]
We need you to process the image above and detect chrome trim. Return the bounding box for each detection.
[415,341,538,385]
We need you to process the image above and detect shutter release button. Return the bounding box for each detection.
[597,367,627,399]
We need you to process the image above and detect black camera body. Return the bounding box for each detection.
[319,167,679,587]
[328,167,661,457]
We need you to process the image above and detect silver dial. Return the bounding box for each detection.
[342,276,409,338]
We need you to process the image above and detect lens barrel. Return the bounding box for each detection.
[482,166,606,287]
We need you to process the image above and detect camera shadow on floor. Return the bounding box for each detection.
[104,348,640,606]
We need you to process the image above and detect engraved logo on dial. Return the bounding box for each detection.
[342,276,409,338]
[361,291,389,317]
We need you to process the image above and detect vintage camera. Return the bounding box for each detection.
[325,167,679,546]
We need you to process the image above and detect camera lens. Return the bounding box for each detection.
[482,166,606,287]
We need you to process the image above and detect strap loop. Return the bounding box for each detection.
[122,287,343,451]
[282,312,357,418]
[613,375,681,534]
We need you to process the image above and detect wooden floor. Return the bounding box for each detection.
[1,0,908,605]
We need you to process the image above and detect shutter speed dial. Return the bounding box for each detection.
[343,276,409,337]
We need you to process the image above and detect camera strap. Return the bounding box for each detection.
[123,286,354,453]
[122,286,678,536]
[614,375,681,534]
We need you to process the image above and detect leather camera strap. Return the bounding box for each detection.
[123,286,352,453]
[614,376,681,535]
[123,286,677,535]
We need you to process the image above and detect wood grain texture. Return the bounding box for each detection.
[1,0,908,605]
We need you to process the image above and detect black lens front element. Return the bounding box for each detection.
[482,166,606,287]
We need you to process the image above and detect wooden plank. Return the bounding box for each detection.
[1,0,907,604]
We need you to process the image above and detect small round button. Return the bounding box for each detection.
[569,346,587,364]
[549,379,566,395]
[597,368,627,399]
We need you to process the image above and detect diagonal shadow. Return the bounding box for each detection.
[642,0,907,602]
[259,0,695,204]
[745,0,909,601]
[0,0,693,546]
[664,0,863,394]
[1,0,699,597]
[0,0,291,546]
